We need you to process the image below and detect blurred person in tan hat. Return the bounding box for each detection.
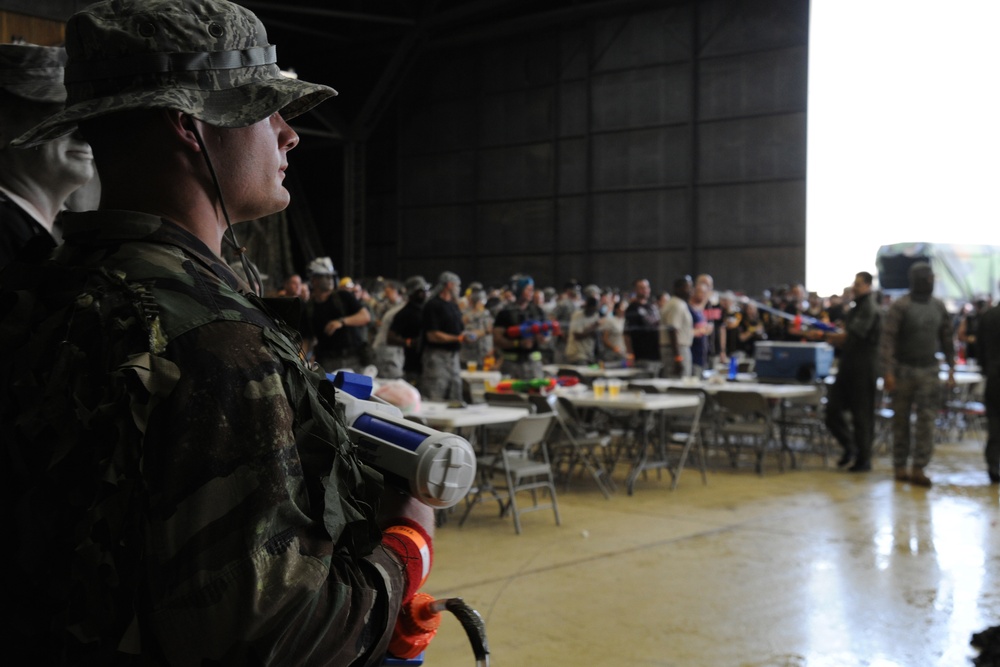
[0,1,433,665]
[0,43,96,268]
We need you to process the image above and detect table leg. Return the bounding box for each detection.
[778,399,793,471]
[625,411,673,494]
[625,412,650,495]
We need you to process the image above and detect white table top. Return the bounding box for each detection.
[631,378,820,400]
[559,390,700,412]
[544,364,647,379]
[416,402,529,429]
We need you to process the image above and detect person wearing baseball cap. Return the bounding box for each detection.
[0,1,433,664]
[493,273,551,379]
[0,43,96,268]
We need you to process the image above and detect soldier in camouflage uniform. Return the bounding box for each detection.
[0,1,434,665]
[880,262,956,487]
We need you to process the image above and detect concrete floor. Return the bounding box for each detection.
[418,436,1000,667]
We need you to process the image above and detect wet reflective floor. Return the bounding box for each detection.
[422,438,1000,667]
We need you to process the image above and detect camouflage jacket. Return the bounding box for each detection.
[0,211,404,666]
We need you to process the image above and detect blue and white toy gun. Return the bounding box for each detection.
[331,372,477,509]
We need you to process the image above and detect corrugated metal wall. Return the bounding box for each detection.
[382,0,809,295]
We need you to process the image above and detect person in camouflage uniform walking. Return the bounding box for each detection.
[0,1,434,665]
[880,261,956,487]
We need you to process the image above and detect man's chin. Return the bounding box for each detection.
[236,195,291,223]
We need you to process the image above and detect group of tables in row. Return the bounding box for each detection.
[413,362,985,503]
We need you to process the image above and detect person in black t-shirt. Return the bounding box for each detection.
[302,257,371,371]
[420,271,468,400]
[624,278,662,375]
[388,275,430,385]
[493,274,549,379]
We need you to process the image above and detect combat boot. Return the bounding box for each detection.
[894,467,909,482]
[910,467,932,487]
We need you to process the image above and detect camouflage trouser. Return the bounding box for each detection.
[420,348,461,401]
[891,364,941,468]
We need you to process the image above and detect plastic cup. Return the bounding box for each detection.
[593,380,607,398]
[467,361,477,372]
[608,379,621,398]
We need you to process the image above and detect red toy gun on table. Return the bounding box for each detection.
[505,320,561,340]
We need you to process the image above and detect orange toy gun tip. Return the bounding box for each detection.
[389,593,444,659]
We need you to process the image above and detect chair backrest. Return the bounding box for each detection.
[712,390,770,417]
[504,413,556,449]
[553,396,592,438]
[528,393,555,414]
[485,391,535,412]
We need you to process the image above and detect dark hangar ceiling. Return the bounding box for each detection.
[240,0,678,143]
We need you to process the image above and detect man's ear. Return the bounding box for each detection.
[165,110,202,151]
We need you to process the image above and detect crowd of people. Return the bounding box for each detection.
[271,262,997,490]
[265,266,886,382]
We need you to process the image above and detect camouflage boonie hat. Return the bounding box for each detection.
[13,0,336,147]
[0,44,67,104]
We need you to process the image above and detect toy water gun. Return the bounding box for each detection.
[386,593,489,665]
[505,320,561,339]
[331,371,477,508]
[496,377,557,393]
[740,297,838,333]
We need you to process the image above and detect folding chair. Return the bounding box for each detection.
[543,395,616,498]
[460,413,561,534]
[712,389,782,475]
[777,384,831,467]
